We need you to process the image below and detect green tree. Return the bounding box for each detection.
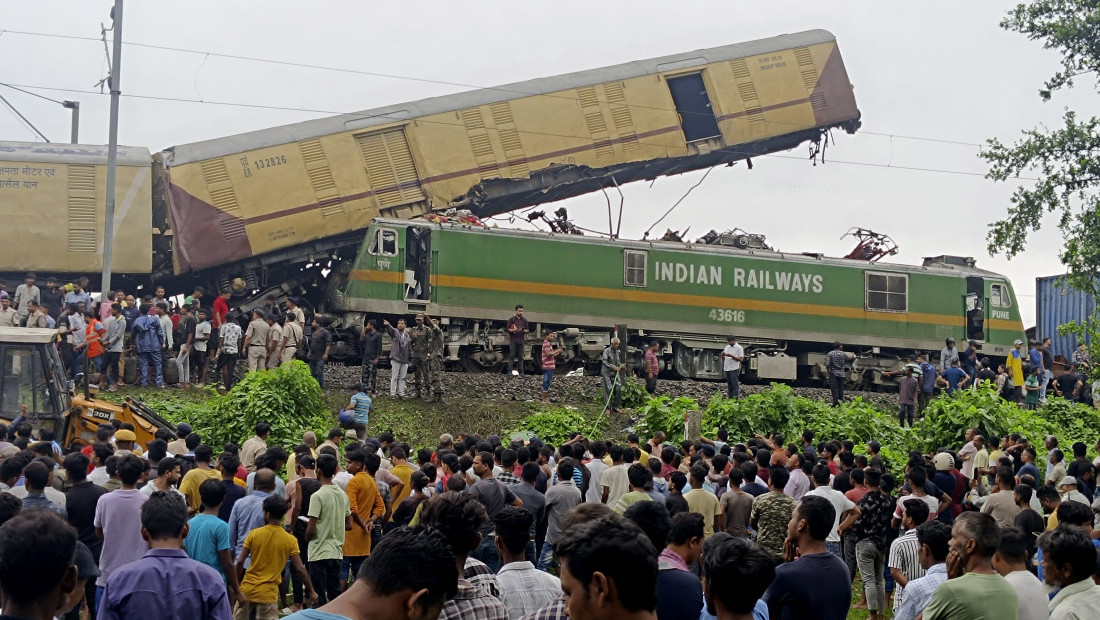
[983,0,1100,377]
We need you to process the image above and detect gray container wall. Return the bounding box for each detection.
[1035,275,1096,360]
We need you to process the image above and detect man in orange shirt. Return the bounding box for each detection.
[81,308,107,379]
[341,449,385,591]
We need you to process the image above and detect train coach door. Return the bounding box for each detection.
[404,225,431,301]
[667,74,722,142]
[965,276,985,342]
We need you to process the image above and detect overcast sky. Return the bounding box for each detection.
[2,1,1092,326]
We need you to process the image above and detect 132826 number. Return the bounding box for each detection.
[254,155,287,169]
[709,308,745,323]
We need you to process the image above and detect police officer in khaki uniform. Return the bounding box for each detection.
[279,314,303,364]
[408,312,432,399]
[242,309,270,372]
[426,315,445,402]
[265,312,283,369]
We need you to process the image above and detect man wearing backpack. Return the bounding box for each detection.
[131,307,165,388]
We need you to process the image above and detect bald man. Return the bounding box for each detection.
[229,468,278,566]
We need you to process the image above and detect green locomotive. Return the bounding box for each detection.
[324,219,1025,387]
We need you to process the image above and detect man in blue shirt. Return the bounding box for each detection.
[939,359,970,395]
[344,384,372,438]
[917,355,937,414]
[185,478,243,606]
[228,469,276,566]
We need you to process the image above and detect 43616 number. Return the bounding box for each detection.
[708,308,745,323]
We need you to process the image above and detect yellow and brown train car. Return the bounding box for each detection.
[162,29,860,281]
[0,142,153,280]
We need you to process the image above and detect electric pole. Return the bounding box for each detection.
[101,0,123,295]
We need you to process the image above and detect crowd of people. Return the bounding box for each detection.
[3,409,1100,620]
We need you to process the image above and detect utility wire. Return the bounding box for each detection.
[2,80,1002,181]
[0,82,65,105]
[0,92,49,141]
[0,28,999,150]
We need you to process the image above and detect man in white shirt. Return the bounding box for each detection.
[805,463,859,557]
[993,527,1049,620]
[494,506,560,619]
[721,335,744,398]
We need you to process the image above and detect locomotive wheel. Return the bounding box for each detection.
[461,347,504,373]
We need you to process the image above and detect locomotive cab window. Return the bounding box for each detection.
[990,283,1011,308]
[865,272,907,313]
[368,228,397,256]
[624,250,647,287]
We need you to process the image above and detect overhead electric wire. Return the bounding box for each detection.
[0,92,49,141]
[0,28,997,151]
[1,80,1007,183]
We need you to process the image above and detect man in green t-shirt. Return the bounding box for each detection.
[923,512,1018,620]
[306,453,351,605]
[612,463,654,514]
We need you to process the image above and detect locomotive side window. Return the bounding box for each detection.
[368,229,397,256]
[624,251,647,287]
[990,284,1011,307]
[865,272,907,313]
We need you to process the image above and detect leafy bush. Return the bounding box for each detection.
[507,408,606,446]
[636,395,700,444]
[210,361,332,450]
[617,377,651,409]
[143,361,333,451]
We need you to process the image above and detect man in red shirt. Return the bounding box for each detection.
[80,308,106,378]
[212,290,230,329]
[644,341,660,394]
[540,330,562,403]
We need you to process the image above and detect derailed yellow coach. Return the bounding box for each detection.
[162,29,860,283]
[0,142,153,278]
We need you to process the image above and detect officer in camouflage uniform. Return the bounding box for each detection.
[426,315,445,402]
[408,312,432,399]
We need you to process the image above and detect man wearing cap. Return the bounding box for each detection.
[113,429,139,456]
[286,297,306,328]
[720,336,744,399]
[939,337,959,371]
[279,313,304,365]
[12,272,39,322]
[1057,477,1091,507]
[242,308,270,373]
[1007,339,1026,403]
[407,312,434,400]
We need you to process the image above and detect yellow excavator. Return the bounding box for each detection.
[0,327,176,448]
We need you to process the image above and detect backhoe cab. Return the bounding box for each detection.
[0,327,175,448]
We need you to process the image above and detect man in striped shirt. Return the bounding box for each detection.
[644,341,660,394]
[540,331,562,403]
[888,498,929,613]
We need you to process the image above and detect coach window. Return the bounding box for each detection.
[865,272,907,313]
[368,228,397,256]
[990,283,1011,307]
[624,250,647,287]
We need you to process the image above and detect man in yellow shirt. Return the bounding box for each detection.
[235,495,317,619]
[388,447,415,527]
[179,445,222,513]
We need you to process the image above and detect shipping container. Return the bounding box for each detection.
[1036,274,1096,361]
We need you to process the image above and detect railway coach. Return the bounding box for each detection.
[325,218,1026,388]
